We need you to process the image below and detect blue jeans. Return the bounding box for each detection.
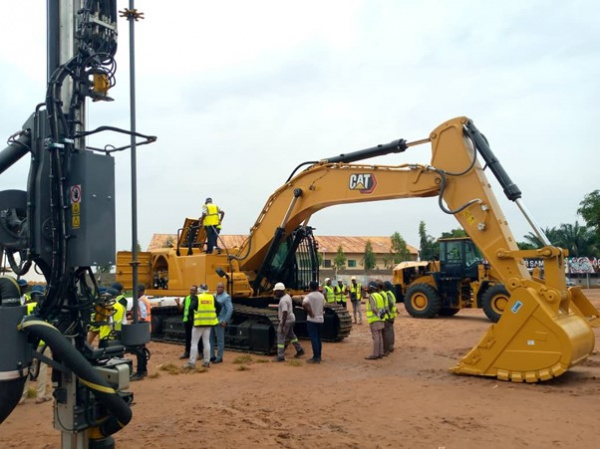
[210,324,225,361]
[306,321,323,361]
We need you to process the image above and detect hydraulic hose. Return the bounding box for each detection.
[18,320,132,437]
[0,276,31,424]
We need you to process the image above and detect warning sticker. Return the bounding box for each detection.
[72,215,80,229]
[70,185,82,204]
[462,209,476,225]
[72,203,80,215]
[511,300,523,314]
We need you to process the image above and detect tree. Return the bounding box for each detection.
[418,221,438,261]
[555,222,598,257]
[578,190,600,242]
[333,245,347,275]
[522,226,560,248]
[440,228,467,239]
[362,240,376,272]
[390,232,411,264]
[95,264,113,274]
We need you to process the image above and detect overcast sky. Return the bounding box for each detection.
[1,0,598,254]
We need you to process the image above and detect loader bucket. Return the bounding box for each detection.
[451,285,596,382]
[568,287,600,328]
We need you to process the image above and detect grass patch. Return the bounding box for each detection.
[237,365,250,371]
[287,359,303,367]
[158,363,181,375]
[24,387,36,399]
[233,355,253,365]
[148,372,160,379]
[255,358,269,364]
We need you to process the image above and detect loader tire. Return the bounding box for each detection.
[404,284,442,318]
[480,284,510,323]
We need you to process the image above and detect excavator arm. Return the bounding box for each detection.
[234,116,598,382]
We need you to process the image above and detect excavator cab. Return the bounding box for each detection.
[252,226,320,295]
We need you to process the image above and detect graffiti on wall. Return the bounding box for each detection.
[524,257,600,274]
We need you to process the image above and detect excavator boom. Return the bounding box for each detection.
[230,116,598,381]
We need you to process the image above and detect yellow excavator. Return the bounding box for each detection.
[117,116,599,382]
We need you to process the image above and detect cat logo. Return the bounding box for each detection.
[349,173,377,194]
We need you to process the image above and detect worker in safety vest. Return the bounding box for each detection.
[323,278,335,303]
[19,285,52,405]
[380,281,397,355]
[111,282,128,310]
[365,281,387,360]
[183,284,218,369]
[346,276,363,324]
[98,288,127,345]
[175,284,198,359]
[334,279,347,308]
[200,197,225,255]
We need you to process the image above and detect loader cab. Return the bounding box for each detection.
[439,238,483,280]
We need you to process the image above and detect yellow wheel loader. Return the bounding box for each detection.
[394,237,509,322]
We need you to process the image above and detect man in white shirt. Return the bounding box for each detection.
[274,282,304,362]
[302,280,325,364]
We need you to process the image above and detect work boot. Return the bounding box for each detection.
[364,355,380,360]
[273,356,285,362]
[294,348,305,358]
[130,372,147,381]
[182,362,195,370]
[202,362,210,368]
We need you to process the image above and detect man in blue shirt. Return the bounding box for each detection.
[210,282,233,363]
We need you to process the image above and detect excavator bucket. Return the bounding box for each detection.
[569,287,600,328]
[451,285,596,382]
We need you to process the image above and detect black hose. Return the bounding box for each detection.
[0,276,30,423]
[0,378,27,424]
[19,320,132,437]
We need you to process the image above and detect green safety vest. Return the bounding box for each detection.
[193,293,218,326]
[116,294,128,310]
[203,204,220,226]
[324,285,335,303]
[99,302,126,340]
[25,301,45,346]
[366,292,385,324]
[384,290,397,319]
[334,285,346,303]
[349,283,362,301]
[182,295,193,322]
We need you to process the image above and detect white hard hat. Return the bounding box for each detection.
[273,282,285,291]
[324,278,330,283]
[351,276,356,280]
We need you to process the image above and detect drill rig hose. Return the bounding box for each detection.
[18,320,132,437]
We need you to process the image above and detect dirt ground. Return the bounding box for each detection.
[3,290,600,449]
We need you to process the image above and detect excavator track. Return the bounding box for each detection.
[150,300,352,355]
[150,304,279,355]
[291,298,353,342]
